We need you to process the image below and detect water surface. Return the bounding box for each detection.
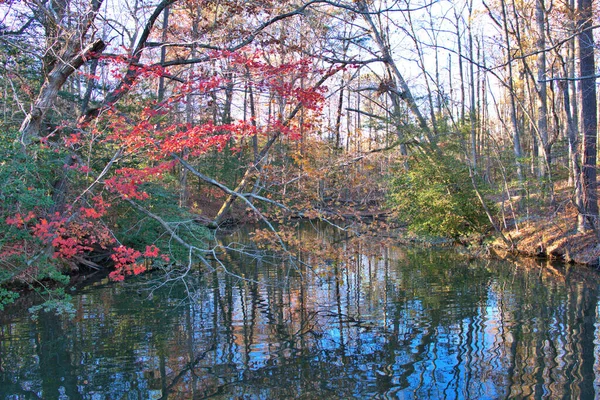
[1,227,600,399]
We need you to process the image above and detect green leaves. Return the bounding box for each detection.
[388,152,493,240]
[0,287,19,311]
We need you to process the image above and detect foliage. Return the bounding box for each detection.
[0,132,63,277]
[114,183,212,265]
[0,132,78,312]
[388,150,494,240]
[0,287,20,311]
[2,0,591,300]
[0,37,330,288]
[0,0,339,303]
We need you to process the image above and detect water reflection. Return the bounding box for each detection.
[1,227,600,399]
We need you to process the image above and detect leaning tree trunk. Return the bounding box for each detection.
[356,0,432,143]
[19,39,106,148]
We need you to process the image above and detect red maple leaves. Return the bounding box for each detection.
[5,49,327,281]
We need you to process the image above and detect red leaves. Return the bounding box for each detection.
[94,48,325,161]
[99,54,173,83]
[51,236,81,259]
[80,207,102,219]
[205,50,326,112]
[293,86,327,110]
[31,216,57,242]
[209,50,315,78]
[79,195,109,219]
[64,133,82,147]
[6,211,36,228]
[8,206,164,281]
[160,120,258,155]
[7,196,115,262]
[144,245,160,258]
[105,162,174,200]
[106,117,157,153]
[4,46,331,284]
[108,244,166,281]
[109,245,142,278]
[30,213,95,259]
[104,176,150,201]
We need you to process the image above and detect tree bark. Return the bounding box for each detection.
[500,0,524,184]
[157,6,170,103]
[536,0,550,177]
[81,0,177,122]
[19,39,106,147]
[577,0,598,231]
[468,0,477,169]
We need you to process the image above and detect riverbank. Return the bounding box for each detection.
[206,192,600,268]
[3,181,600,315]
[491,186,600,268]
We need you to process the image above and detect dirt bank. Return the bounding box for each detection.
[492,191,600,267]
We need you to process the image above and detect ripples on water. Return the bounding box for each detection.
[1,226,600,399]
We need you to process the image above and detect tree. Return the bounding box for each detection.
[17,0,108,147]
[388,148,493,240]
[355,0,433,143]
[0,0,338,291]
[577,0,598,232]
[535,0,550,179]
[2,0,599,302]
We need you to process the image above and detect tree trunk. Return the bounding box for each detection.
[561,80,585,231]
[536,0,550,178]
[80,58,98,115]
[356,0,432,142]
[157,6,170,103]
[19,39,106,147]
[577,0,598,231]
[335,83,344,149]
[455,7,466,124]
[500,0,524,184]
[468,0,477,169]
[569,0,580,187]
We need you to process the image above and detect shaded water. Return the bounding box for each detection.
[1,226,600,399]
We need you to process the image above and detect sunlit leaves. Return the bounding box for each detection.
[388,153,493,239]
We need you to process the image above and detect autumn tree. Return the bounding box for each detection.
[0,0,340,297]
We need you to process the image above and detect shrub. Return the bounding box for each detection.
[388,151,493,240]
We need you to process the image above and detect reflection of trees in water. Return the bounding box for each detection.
[491,262,599,399]
[1,233,600,399]
[158,243,600,399]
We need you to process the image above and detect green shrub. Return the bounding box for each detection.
[388,151,493,240]
[0,132,74,312]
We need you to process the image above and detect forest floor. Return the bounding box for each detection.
[492,181,600,267]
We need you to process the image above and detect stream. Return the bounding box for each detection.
[1,224,600,399]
